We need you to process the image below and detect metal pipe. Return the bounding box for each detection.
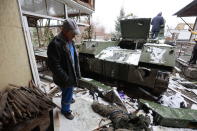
[180,17,193,30]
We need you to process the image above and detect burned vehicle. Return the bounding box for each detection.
[79,18,175,96]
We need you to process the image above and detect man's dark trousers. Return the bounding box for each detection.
[151,31,159,39]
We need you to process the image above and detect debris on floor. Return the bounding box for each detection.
[51,73,197,131]
[176,58,197,80]
[0,82,55,130]
[158,92,187,108]
[53,92,111,131]
[139,99,197,128]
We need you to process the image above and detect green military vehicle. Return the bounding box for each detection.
[79,18,175,96]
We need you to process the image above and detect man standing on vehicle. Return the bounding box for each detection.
[188,29,197,65]
[47,18,81,120]
[151,12,164,39]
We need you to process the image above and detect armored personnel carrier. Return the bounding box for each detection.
[79,18,175,96]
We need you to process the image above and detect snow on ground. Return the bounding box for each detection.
[119,93,139,113]
[52,86,197,131]
[152,126,197,131]
[52,88,142,131]
[53,90,111,131]
[145,43,173,47]
[169,74,188,90]
[158,75,187,108]
[95,46,141,66]
[51,73,197,131]
[191,104,197,110]
[159,92,187,108]
[169,74,197,97]
[81,78,93,81]
[159,74,197,108]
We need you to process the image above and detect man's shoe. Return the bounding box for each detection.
[63,111,74,120]
[71,98,75,104]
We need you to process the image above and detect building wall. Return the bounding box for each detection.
[175,23,194,30]
[0,0,32,90]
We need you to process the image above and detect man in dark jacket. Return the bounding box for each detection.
[47,19,81,120]
[151,12,164,39]
[188,29,197,65]
[189,39,197,65]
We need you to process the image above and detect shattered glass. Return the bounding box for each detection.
[46,0,65,17]
[20,0,47,15]
[20,0,65,17]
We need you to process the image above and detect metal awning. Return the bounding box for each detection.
[174,0,197,17]
[19,0,94,18]
[57,0,94,16]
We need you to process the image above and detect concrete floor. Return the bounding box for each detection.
[53,95,111,131]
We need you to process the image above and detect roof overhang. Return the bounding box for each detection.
[174,0,197,17]
[56,0,94,16]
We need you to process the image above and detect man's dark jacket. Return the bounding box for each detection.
[151,13,164,32]
[47,33,81,88]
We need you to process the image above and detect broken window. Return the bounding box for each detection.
[20,0,48,15]
[19,0,65,18]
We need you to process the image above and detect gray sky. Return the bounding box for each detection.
[92,0,195,33]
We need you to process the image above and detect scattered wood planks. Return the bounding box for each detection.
[0,81,56,129]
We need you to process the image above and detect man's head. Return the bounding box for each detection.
[157,12,162,16]
[62,18,80,41]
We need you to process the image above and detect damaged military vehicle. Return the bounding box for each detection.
[79,18,175,96]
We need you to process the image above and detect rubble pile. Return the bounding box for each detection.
[77,76,197,130]
[0,82,55,129]
[159,93,187,108]
[139,99,197,128]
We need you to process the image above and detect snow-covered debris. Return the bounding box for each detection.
[191,104,197,110]
[95,46,141,66]
[53,96,111,131]
[82,77,93,81]
[147,110,153,124]
[145,43,173,47]
[147,46,166,63]
[192,90,197,96]
[163,74,197,109]
[152,126,196,131]
[118,92,138,113]
[159,93,187,108]
[168,75,186,90]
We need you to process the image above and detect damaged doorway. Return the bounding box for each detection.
[18,0,93,90]
[25,16,63,82]
[21,14,65,91]
[17,0,68,87]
